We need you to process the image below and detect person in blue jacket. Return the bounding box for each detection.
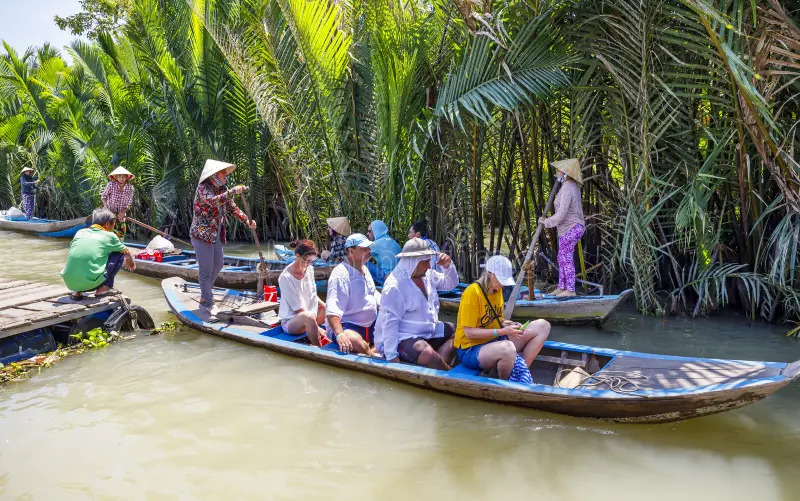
[367,220,402,284]
[20,166,39,219]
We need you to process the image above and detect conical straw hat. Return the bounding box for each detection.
[199,159,236,184]
[326,216,351,236]
[21,166,35,174]
[108,166,135,181]
[552,158,582,184]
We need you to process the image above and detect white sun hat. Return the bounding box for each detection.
[199,159,236,184]
[551,158,582,184]
[108,166,135,180]
[396,238,437,258]
[21,166,35,174]
[485,255,516,286]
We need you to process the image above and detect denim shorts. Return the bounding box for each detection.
[456,335,508,370]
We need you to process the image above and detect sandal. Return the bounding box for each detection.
[70,292,83,300]
[95,288,120,298]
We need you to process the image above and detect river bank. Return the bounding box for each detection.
[1,230,799,500]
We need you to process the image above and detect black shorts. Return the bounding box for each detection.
[397,322,455,363]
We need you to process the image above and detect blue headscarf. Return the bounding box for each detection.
[370,220,402,276]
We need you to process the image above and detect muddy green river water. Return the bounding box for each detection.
[1,230,799,500]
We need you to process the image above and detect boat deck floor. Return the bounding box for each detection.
[591,354,784,391]
[0,278,125,339]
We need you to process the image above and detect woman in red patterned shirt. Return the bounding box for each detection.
[190,159,256,313]
[101,166,135,238]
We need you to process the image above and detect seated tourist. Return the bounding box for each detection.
[322,216,351,264]
[61,208,136,300]
[374,238,459,369]
[278,239,326,346]
[366,220,401,283]
[407,220,441,271]
[454,255,550,382]
[325,233,380,355]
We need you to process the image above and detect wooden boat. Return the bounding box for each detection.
[0,277,153,365]
[0,213,89,238]
[274,244,329,266]
[125,243,334,290]
[162,276,800,423]
[437,283,634,325]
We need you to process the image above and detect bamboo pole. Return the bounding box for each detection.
[504,178,560,320]
[125,216,192,248]
[238,195,268,296]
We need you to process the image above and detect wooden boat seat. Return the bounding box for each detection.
[218,301,279,316]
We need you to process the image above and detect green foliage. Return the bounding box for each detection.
[55,0,133,39]
[70,327,116,348]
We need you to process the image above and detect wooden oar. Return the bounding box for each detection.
[125,216,192,248]
[237,194,268,296]
[504,177,561,320]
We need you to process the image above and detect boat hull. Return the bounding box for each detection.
[162,277,799,423]
[0,216,89,238]
[439,288,634,325]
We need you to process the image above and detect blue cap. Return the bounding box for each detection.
[345,233,373,249]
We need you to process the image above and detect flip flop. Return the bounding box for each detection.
[70,292,83,300]
[94,288,120,298]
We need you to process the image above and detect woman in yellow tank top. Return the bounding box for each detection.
[454,256,551,382]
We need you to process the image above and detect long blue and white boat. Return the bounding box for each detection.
[162,276,800,423]
[0,213,89,238]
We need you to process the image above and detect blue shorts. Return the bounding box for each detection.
[327,321,376,347]
[456,336,508,370]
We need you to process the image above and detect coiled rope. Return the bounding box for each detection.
[555,368,649,394]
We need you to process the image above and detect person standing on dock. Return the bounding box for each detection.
[19,166,38,219]
[61,208,136,300]
[190,159,256,314]
[540,158,585,298]
[101,166,136,238]
[374,238,459,369]
[325,233,380,355]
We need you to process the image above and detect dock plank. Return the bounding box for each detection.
[0,283,50,300]
[0,280,31,291]
[0,285,72,309]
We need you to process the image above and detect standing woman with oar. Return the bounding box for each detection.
[540,158,585,298]
[190,159,256,314]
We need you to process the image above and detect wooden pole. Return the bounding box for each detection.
[125,216,193,248]
[504,178,560,320]
[238,195,268,297]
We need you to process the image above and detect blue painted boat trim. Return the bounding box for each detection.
[164,285,792,400]
[39,223,86,238]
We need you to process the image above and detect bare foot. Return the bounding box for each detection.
[556,290,576,297]
[550,288,564,295]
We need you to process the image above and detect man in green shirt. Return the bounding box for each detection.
[61,208,136,300]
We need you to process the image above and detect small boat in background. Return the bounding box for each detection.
[162,276,800,423]
[0,213,89,238]
[125,243,334,290]
[437,284,634,325]
[274,244,329,266]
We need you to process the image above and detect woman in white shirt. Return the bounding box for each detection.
[278,240,326,346]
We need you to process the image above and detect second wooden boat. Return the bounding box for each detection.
[0,214,89,238]
[437,284,634,325]
[125,243,335,289]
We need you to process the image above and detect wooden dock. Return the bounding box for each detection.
[0,278,125,339]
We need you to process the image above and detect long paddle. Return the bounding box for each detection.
[503,177,560,320]
[125,216,193,248]
[237,194,268,297]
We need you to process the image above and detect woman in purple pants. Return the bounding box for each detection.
[540,158,585,297]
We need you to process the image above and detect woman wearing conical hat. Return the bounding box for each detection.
[19,166,38,219]
[190,159,256,313]
[322,216,351,264]
[101,165,136,238]
[540,158,585,297]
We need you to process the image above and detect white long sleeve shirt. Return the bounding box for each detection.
[374,264,459,361]
[325,261,381,327]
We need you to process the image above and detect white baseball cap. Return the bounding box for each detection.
[345,233,373,249]
[485,255,515,286]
